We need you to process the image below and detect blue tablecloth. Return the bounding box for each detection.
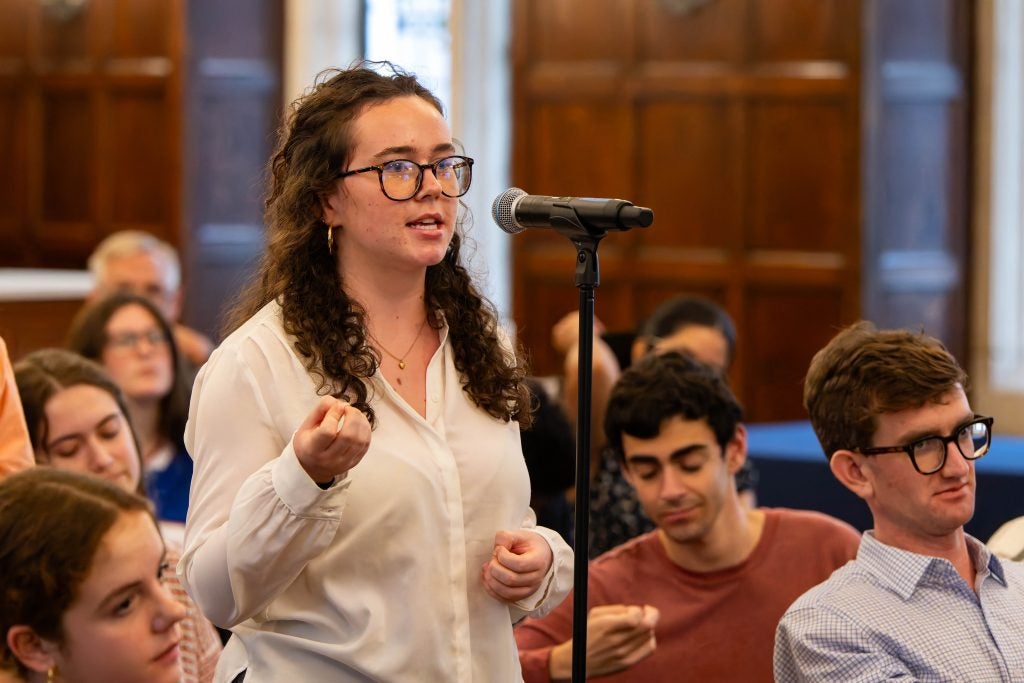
[746,421,1024,541]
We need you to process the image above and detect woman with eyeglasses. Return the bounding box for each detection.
[180,62,572,682]
[67,292,193,530]
[12,349,221,682]
[0,467,186,683]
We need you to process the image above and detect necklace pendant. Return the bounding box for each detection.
[398,360,406,370]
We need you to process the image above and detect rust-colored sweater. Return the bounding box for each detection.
[515,508,860,683]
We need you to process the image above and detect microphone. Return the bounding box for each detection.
[491,188,653,235]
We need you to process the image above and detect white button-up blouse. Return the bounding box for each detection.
[179,301,573,682]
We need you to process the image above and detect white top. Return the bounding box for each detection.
[178,301,573,682]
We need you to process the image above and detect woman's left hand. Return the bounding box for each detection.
[480,530,553,604]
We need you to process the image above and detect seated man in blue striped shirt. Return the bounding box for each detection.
[774,321,1024,682]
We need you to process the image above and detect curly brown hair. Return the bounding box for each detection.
[803,321,968,461]
[224,62,532,428]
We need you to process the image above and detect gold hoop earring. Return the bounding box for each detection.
[327,223,335,255]
[47,667,56,683]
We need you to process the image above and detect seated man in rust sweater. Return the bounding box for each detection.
[515,352,860,682]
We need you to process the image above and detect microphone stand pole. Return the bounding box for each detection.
[522,201,651,680]
[570,234,601,682]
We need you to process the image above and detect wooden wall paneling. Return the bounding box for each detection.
[745,285,846,421]
[525,100,634,199]
[636,98,742,249]
[183,0,283,339]
[109,0,173,57]
[0,0,183,270]
[107,85,173,231]
[636,0,745,62]
[38,0,92,62]
[524,0,633,63]
[746,98,852,252]
[0,299,87,361]
[37,85,95,262]
[0,0,30,264]
[0,88,27,264]
[749,0,856,63]
[861,0,971,363]
[0,0,285,356]
[511,0,865,421]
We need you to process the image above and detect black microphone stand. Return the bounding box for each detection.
[513,196,651,681]
[570,234,599,683]
[542,213,605,682]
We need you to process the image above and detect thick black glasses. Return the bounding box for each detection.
[856,416,994,475]
[339,155,474,201]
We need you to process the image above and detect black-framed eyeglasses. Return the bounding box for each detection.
[855,415,994,475]
[338,155,474,201]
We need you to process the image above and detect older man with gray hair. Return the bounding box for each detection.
[88,230,213,366]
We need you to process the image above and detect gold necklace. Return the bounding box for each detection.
[369,316,429,370]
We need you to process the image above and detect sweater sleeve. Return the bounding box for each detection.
[514,586,576,683]
[0,337,33,478]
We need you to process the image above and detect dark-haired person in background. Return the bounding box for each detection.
[68,293,194,532]
[517,352,858,682]
[554,295,757,556]
[775,322,1024,681]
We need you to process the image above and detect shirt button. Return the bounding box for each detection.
[430,395,439,403]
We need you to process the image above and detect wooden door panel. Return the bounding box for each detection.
[0,0,281,350]
[0,92,23,239]
[862,0,970,362]
[751,0,856,62]
[745,287,845,420]
[747,99,851,252]
[39,5,92,61]
[524,101,633,198]
[0,0,29,58]
[40,89,94,224]
[108,87,173,229]
[183,0,283,338]
[637,99,741,249]
[109,0,173,57]
[877,104,957,249]
[519,0,632,62]
[512,0,866,421]
[635,0,745,63]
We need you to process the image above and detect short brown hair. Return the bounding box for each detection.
[0,468,153,675]
[804,321,967,460]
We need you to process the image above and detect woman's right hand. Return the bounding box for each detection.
[293,396,371,485]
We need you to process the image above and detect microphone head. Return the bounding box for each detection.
[491,187,527,234]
